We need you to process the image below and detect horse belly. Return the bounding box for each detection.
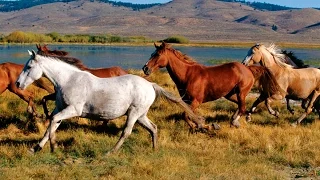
[82,100,131,120]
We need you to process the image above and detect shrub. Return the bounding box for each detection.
[163,35,189,44]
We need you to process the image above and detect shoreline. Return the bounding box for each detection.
[1,41,320,49]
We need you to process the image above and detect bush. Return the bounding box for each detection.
[163,35,189,44]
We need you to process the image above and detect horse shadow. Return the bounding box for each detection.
[0,115,124,136]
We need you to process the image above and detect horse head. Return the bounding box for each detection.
[16,50,43,90]
[36,44,69,56]
[142,41,171,75]
[242,43,264,66]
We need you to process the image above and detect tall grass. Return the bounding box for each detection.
[0,70,319,179]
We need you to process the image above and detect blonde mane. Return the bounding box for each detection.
[262,43,293,69]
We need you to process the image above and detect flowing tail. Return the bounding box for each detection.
[151,83,205,128]
[32,77,54,93]
[247,65,284,97]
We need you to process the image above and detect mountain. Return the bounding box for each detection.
[0,0,319,43]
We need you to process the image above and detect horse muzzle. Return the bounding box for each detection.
[142,65,151,75]
[15,81,25,90]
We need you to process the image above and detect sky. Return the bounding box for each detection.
[118,0,320,8]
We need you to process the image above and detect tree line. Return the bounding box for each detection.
[0,0,161,12]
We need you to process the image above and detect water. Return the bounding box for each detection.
[0,44,319,69]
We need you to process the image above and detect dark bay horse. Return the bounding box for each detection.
[36,45,128,119]
[142,42,281,128]
[0,62,53,118]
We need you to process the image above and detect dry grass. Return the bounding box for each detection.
[0,70,319,179]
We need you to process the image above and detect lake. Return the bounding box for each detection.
[0,44,319,69]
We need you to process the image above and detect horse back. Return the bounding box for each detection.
[86,66,128,78]
[184,62,254,102]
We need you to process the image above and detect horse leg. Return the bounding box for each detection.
[108,109,140,154]
[183,100,200,131]
[137,114,157,150]
[41,93,56,126]
[286,98,295,114]
[30,105,81,153]
[9,85,37,117]
[265,98,279,117]
[246,94,267,122]
[294,91,320,125]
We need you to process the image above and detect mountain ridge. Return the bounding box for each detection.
[0,0,319,43]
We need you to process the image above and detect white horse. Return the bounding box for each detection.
[242,43,320,125]
[16,50,205,154]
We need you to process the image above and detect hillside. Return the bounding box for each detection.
[0,0,319,43]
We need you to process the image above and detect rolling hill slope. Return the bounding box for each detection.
[0,0,319,43]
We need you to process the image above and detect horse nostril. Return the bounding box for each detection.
[142,65,148,72]
[16,81,20,88]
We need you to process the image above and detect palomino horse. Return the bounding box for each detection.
[142,42,281,128]
[0,62,53,119]
[15,50,205,154]
[242,43,320,125]
[36,44,128,119]
[282,50,310,114]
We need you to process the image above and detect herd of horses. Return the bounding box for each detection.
[1,42,319,154]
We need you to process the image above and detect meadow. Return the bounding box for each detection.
[0,69,320,179]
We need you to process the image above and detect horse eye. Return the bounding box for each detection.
[26,66,31,70]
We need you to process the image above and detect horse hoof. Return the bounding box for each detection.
[28,148,35,155]
[231,121,240,128]
[212,123,221,130]
[246,116,252,123]
[291,122,298,127]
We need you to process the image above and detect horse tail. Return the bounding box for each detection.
[247,65,284,97]
[32,77,54,93]
[151,83,205,128]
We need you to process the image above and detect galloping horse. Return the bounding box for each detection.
[142,42,281,128]
[16,50,204,154]
[36,44,128,119]
[0,62,53,119]
[242,43,320,125]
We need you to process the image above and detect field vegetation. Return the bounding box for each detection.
[0,69,319,179]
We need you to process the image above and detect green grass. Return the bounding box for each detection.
[0,70,320,179]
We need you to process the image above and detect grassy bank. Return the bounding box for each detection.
[0,70,319,179]
[1,31,320,49]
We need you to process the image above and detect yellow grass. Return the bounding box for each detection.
[0,70,319,179]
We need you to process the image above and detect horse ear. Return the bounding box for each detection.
[28,50,37,60]
[36,44,40,50]
[154,42,160,49]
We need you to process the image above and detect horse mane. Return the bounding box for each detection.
[281,50,309,68]
[161,46,197,64]
[39,53,88,71]
[261,43,293,69]
[36,44,88,70]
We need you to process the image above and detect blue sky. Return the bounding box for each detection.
[119,0,319,8]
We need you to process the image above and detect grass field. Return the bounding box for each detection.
[0,70,320,179]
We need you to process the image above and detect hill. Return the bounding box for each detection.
[0,0,319,43]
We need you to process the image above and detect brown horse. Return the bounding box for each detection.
[0,62,53,119]
[36,44,128,119]
[142,42,281,128]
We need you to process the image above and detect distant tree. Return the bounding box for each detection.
[272,24,278,31]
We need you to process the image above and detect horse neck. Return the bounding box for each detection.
[40,58,81,87]
[166,53,193,85]
[261,49,283,74]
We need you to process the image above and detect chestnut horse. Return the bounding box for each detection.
[142,42,281,128]
[36,44,128,119]
[0,62,53,119]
